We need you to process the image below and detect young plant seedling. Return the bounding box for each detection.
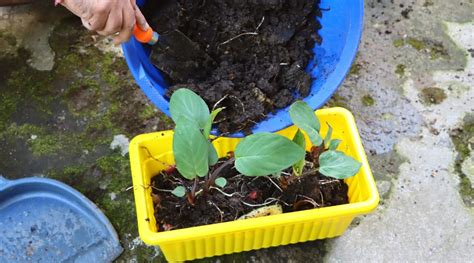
[289,101,361,179]
[167,88,227,203]
[233,100,361,180]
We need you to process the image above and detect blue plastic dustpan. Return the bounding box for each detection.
[122,0,363,137]
[0,176,123,262]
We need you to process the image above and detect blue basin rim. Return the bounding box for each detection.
[122,0,364,137]
[0,176,123,262]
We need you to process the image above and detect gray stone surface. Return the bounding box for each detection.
[0,0,473,262]
[326,0,474,261]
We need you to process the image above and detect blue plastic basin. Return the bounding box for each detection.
[0,176,123,262]
[122,0,363,137]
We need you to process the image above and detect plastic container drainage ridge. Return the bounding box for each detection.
[122,0,364,137]
[129,108,379,262]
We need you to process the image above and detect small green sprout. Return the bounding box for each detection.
[215,177,227,188]
[171,186,186,198]
[292,129,306,176]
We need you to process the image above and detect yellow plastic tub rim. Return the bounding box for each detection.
[129,107,379,262]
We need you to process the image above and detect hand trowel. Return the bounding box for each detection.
[133,25,215,81]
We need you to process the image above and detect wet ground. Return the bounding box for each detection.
[0,0,473,262]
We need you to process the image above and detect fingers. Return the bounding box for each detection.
[86,2,110,32]
[66,0,147,45]
[113,2,136,45]
[97,5,123,36]
[132,0,149,31]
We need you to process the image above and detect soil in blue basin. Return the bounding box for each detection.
[145,0,321,134]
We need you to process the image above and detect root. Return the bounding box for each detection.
[209,201,224,222]
[213,94,229,110]
[218,16,265,47]
[319,179,340,185]
[300,195,321,207]
[209,186,242,197]
[264,176,283,192]
[219,32,258,46]
[241,197,280,207]
[229,95,246,113]
[320,191,324,206]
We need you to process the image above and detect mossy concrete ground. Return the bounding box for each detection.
[0,4,170,262]
[1,0,474,262]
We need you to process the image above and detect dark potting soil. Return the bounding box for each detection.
[150,157,348,231]
[144,0,321,134]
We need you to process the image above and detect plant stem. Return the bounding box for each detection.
[206,157,235,190]
[300,168,319,177]
[188,178,199,205]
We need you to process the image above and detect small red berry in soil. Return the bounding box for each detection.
[248,191,259,200]
[164,165,176,174]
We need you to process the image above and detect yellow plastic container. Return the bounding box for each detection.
[129,108,379,262]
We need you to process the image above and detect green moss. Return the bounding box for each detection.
[0,49,55,129]
[0,31,17,47]
[393,39,405,48]
[395,64,406,77]
[29,134,63,157]
[349,63,362,75]
[47,165,100,198]
[325,93,349,109]
[0,123,44,142]
[407,38,427,51]
[450,115,474,207]
[419,87,447,105]
[0,94,19,130]
[361,95,375,106]
[406,38,449,60]
[139,105,157,120]
[423,0,434,7]
[429,42,449,60]
[96,154,131,192]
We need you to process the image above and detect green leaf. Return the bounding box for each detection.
[324,123,333,148]
[292,129,306,149]
[328,139,341,151]
[203,108,224,139]
[215,177,227,188]
[208,141,218,166]
[235,133,306,176]
[292,129,306,176]
[319,150,362,179]
[171,186,186,197]
[170,88,210,129]
[289,101,323,146]
[173,121,209,179]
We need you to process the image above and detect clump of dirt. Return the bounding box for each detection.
[151,156,348,230]
[145,0,321,134]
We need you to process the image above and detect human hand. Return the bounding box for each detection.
[57,0,148,45]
